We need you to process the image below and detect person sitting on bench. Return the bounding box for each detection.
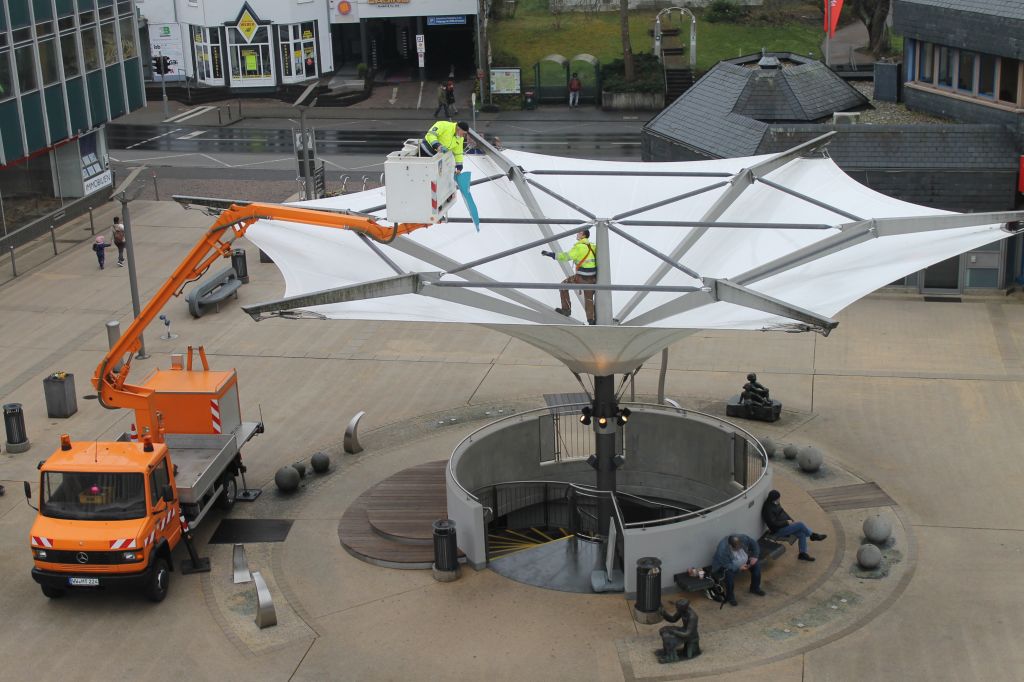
[712,534,765,606]
[762,489,827,561]
[656,599,700,663]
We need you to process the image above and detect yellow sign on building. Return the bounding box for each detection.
[237,9,258,43]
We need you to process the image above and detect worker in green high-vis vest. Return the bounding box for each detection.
[541,229,598,325]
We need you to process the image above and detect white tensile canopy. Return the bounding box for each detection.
[243,134,1022,375]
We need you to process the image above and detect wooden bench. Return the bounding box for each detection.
[673,532,789,607]
[187,266,242,318]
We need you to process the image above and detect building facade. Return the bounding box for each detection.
[895,0,1024,148]
[0,0,144,237]
[134,0,481,92]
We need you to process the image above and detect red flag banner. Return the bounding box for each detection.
[824,0,844,37]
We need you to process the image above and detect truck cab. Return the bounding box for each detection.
[28,438,181,601]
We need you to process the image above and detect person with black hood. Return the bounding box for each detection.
[761,489,827,561]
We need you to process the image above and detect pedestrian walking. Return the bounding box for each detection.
[569,72,582,107]
[92,235,111,270]
[445,79,458,115]
[433,81,450,119]
[112,216,126,267]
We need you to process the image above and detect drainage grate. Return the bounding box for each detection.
[208,518,293,544]
[923,296,961,303]
[809,482,895,512]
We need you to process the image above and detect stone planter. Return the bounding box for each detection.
[601,90,664,111]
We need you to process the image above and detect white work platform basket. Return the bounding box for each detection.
[384,139,458,224]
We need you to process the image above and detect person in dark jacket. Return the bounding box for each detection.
[761,489,827,561]
[92,235,111,270]
[711,534,764,606]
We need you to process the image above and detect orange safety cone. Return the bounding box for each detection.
[129,423,138,442]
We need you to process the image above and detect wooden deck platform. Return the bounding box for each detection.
[338,460,453,569]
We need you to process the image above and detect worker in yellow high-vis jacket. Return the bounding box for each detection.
[541,229,598,325]
[420,120,469,173]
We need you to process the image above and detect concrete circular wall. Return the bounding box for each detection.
[446,403,772,590]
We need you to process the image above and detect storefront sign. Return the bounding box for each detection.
[84,170,113,195]
[352,0,476,20]
[427,16,466,26]
[490,68,521,95]
[237,8,259,43]
[80,132,111,195]
[148,23,185,81]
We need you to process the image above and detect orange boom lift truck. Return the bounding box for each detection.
[24,197,437,601]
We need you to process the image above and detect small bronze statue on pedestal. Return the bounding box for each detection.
[655,599,701,663]
[726,371,783,422]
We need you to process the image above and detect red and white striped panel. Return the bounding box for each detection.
[210,399,221,434]
[31,536,53,548]
[156,508,174,531]
[143,531,156,547]
[109,538,134,550]
[430,181,438,212]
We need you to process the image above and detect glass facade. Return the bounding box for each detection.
[0,0,143,236]
[910,40,1023,106]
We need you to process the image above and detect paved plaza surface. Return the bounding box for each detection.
[1,195,1023,681]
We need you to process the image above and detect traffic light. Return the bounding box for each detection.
[152,55,171,75]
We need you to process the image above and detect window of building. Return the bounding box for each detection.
[58,16,75,32]
[936,46,953,87]
[15,43,37,92]
[82,25,100,70]
[36,20,55,37]
[228,26,273,83]
[956,51,975,92]
[60,32,80,77]
[917,42,933,83]
[118,16,136,59]
[193,26,224,84]
[0,51,13,100]
[998,58,1019,105]
[39,37,59,85]
[277,22,317,83]
[100,20,117,65]
[978,54,996,98]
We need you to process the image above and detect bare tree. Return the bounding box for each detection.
[847,0,891,57]
[551,0,567,30]
[620,0,635,82]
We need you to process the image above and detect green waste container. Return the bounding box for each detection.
[523,90,536,110]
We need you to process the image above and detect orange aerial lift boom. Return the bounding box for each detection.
[92,199,431,441]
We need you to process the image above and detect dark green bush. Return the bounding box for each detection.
[704,0,750,23]
[601,53,663,94]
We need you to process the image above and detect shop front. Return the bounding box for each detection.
[329,0,479,79]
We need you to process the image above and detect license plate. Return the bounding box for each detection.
[68,577,99,587]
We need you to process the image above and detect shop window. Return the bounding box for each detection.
[82,25,100,70]
[228,27,272,81]
[119,16,136,59]
[37,20,55,37]
[39,37,59,86]
[0,51,12,100]
[966,268,998,288]
[978,54,996,98]
[956,51,975,92]
[101,20,117,65]
[936,46,953,88]
[998,58,1019,105]
[16,43,37,92]
[193,26,223,83]
[917,42,932,83]
[58,16,75,31]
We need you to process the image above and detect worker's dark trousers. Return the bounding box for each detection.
[419,139,437,157]
[560,273,596,321]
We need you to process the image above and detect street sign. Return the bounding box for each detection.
[427,16,466,26]
[313,165,326,199]
[415,34,425,53]
[418,53,425,68]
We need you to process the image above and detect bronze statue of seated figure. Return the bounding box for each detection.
[726,372,782,422]
[656,599,701,663]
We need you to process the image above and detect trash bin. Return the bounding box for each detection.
[634,557,662,619]
[43,372,77,418]
[231,248,249,284]
[3,403,30,453]
[432,519,458,572]
[523,90,536,110]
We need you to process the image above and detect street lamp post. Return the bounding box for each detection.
[114,192,148,359]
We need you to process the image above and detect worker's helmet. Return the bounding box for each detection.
[457,121,470,132]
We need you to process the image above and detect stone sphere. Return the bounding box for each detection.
[275,466,301,493]
[310,451,330,474]
[857,543,882,569]
[759,437,776,458]
[783,444,799,460]
[797,446,823,473]
[292,461,307,478]
[863,514,892,544]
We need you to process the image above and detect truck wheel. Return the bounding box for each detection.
[216,475,237,511]
[146,558,170,602]
[41,585,65,599]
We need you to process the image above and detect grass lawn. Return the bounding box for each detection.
[491,0,827,84]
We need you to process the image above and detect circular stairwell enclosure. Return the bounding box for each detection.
[447,403,772,591]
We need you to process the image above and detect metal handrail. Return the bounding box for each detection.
[448,401,768,530]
